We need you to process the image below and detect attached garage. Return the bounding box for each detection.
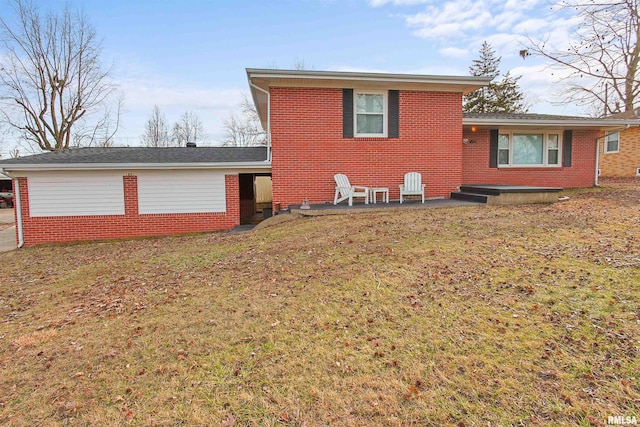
[0,146,270,247]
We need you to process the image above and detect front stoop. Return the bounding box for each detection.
[451,185,563,205]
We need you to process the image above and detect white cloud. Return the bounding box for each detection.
[512,18,551,34]
[407,1,494,39]
[369,0,433,6]
[503,0,543,11]
[439,46,469,58]
[111,76,244,145]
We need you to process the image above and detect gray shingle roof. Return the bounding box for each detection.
[463,112,600,121]
[0,146,268,165]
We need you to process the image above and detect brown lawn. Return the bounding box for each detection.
[1,179,639,426]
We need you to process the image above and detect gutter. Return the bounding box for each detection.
[462,118,640,128]
[246,68,492,86]
[0,161,272,172]
[249,81,271,162]
[0,170,24,248]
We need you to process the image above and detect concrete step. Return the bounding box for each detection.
[450,191,489,203]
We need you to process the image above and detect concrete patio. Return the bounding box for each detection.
[287,198,480,216]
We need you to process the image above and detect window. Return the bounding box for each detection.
[354,91,387,137]
[498,134,509,165]
[605,132,619,153]
[497,132,562,167]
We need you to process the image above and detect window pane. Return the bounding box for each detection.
[498,149,509,165]
[498,134,509,149]
[606,133,619,152]
[548,150,559,165]
[513,134,543,164]
[356,94,384,113]
[548,134,559,149]
[357,114,383,134]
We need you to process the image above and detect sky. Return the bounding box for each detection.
[1,0,583,155]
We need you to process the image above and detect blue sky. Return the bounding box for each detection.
[2,0,581,153]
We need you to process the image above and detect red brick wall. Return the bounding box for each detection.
[16,174,240,247]
[270,87,463,208]
[461,128,599,187]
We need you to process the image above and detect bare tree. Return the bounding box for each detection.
[0,0,118,150]
[222,94,266,147]
[172,111,203,146]
[9,147,20,158]
[526,0,639,115]
[141,105,170,147]
[72,94,123,147]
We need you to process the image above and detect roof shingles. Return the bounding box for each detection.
[0,146,268,165]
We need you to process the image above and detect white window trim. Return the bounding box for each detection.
[354,90,387,138]
[497,130,563,168]
[604,132,620,154]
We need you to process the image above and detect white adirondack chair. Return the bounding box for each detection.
[333,174,369,206]
[399,172,425,203]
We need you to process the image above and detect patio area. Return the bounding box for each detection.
[287,198,480,216]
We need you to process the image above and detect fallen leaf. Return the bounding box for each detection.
[220,413,236,427]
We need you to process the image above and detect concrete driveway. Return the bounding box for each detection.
[0,209,16,252]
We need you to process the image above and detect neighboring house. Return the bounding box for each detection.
[598,108,640,177]
[1,69,639,247]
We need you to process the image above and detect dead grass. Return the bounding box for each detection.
[1,178,639,426]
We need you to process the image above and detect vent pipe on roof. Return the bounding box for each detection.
[186,142,197,148]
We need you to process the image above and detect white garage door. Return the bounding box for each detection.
[28,172,125,217]
[137,170,226,214]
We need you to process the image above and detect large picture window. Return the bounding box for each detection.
[498,132,562,167]
[354,91,387,137]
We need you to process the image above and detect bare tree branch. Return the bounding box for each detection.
[141,105,171,147]
[222,93,266,147]
[526,0,639,116]
[0,0,118,150]
[172,111,204,146]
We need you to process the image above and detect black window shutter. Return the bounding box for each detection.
[388,90,399,138]
[563,130,573,167]
[343,89,354,138]
[489,129,499,168]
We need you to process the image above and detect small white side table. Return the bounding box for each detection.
[369,187,389,204]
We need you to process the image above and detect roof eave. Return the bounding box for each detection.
[463,118,640,128]
[247,68,492,126]
[0,161,272,172]
[246,68,492,86]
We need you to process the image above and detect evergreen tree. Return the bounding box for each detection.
[464,42,528,113]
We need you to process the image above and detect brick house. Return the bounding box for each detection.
[598,108,640,178]
[1,69,638,247]
[247,69,639,207]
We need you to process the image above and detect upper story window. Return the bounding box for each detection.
[498,131,562,167]
[605,132,619,153]
[355,91,387,137]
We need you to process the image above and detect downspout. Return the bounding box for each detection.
[1,170,24,248]
[249,82,271,162]
[595,137,600,187]
[595,126,630,187]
